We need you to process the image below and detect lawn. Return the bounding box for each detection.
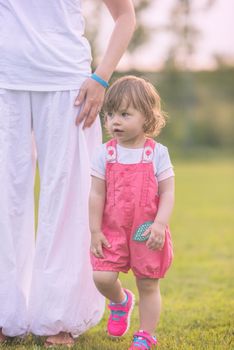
[1,157,233,350]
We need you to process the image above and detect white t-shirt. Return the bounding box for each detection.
[91,142,175,182]
[0,0,92,91]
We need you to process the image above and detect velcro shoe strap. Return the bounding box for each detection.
[132,342,149,350]
[108,304,128,312]
[134,331,157,346]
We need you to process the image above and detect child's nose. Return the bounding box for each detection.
[112,115,121,124]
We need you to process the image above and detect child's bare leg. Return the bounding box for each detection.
[93,271,125,303]
[94,271,134,338]
[136,278,161,335]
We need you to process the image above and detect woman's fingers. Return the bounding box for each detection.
[74,88,86,107]
[83,106,100,128]
[75,78,105,127]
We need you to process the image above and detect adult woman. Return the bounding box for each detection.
[0,0,135,346]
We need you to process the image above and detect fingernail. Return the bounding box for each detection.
[74,100,80,106]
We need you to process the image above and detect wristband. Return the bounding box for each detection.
[91,73,109,88]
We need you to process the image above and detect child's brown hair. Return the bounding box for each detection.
[102,75,166,137]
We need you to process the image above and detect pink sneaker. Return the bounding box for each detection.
[107,289,135,337]
[128,330,157,349]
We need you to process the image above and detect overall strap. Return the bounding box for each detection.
[106,138,118,163]
[141,138,156,163]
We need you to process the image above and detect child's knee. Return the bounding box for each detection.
[136,278,159,294]
[93,271,118,289]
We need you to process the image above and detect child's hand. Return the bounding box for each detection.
[145,222,166,250]
[91,231,111,258]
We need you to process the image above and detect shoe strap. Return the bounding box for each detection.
[108,303,128,312]
[132,338,150,349]
[134,331,157,346]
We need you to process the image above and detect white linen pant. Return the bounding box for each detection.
[0,89,105,337]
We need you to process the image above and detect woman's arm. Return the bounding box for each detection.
[89,176,110,258]
[75,0,135,128]
[95,0,136,81]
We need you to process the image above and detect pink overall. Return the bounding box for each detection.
[91,138,173,279]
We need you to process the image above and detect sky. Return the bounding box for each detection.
[96,0,234,70]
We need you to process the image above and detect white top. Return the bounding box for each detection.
[0,0,92,91]
[91,142,175,182]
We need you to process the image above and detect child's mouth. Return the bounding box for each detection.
[113,128,123,133]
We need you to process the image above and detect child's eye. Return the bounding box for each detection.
[121,112,129,117]
[107,112,113,118]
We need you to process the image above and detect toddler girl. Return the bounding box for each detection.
[89,76,174,349]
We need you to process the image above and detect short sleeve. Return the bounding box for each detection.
[154,143,174,180]
[91,144,106,180]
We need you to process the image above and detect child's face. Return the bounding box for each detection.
[106,105,146,147]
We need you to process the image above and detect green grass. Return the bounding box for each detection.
[1,158,233,349]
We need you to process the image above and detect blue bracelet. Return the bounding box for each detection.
[91,73,109,88]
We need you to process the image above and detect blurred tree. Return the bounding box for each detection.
[163,0,216,70]
[213,53,234,69]
[160,0,217,149]
[83,0,217,71]
[82,1,102,69]
[127,0,155,53]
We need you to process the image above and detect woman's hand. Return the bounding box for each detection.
[90,231,111,258]
[75,78,105,128]
[145,221,166,250]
